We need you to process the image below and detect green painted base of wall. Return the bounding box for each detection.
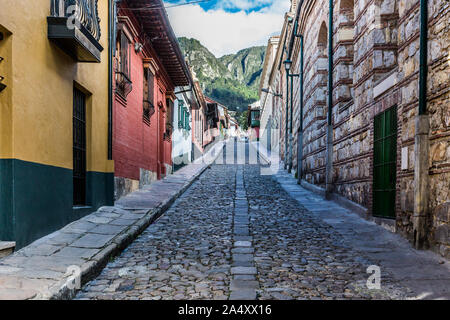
[173,153,190,172]
[0,159,113,249]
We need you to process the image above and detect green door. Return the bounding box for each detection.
[373,106,397,218]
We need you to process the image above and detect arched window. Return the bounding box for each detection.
[318,22,328,55]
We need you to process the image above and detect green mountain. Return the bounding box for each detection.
[178,37,265,112]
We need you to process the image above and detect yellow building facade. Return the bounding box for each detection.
[0,0,114,248]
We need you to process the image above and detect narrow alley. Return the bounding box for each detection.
[74,141,449,300]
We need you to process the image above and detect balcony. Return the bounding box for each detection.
[251,119,260,128]
[47,0,103,62]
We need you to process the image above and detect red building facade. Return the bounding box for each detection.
[113,1,190,199]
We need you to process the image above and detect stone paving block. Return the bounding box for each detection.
[119,213,143,221]
[232,247,254,254]
[94,212,122,219]
[85,216,114,224]
[232,261,254,267]
[234,236,252,241]
[54,246,99,260]
[234,241,251,247]
[109,218,136,226]
[61,221,98,234]
[18,244,61,257]
[233,274,256,281]
[90,224,128,235]
[229,289,257,300]
[234,227,249,236]
[16,268,64,280]
[230,279,259,290]
[46,232,82,246]
[232,253,253,262]
[71,234,115,249]
[230,267,257,275]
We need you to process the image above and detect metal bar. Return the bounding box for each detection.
[290,73,293,134]
[419,0,428,115]
[284,71,289,167]
[299,35,304,133]
[107,0,114,160]
[327,0,333,125]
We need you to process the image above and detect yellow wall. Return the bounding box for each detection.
[0,0,113,173]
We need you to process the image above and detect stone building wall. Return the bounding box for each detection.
[296,0,330,186]
[422,0,449,256]
[282,0,449,257]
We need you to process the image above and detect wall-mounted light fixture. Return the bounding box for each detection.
[0,76,6,93]
[261,88,282,97]
[0,50,6,92]
[283,59,292,71]
[134,42,143,53]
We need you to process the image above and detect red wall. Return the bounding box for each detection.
[113,33,173,181]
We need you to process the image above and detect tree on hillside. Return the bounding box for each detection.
[238,111,249,131]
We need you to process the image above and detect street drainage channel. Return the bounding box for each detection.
[229,166,259,300]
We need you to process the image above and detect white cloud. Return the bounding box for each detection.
[166,1,290,57]
[216,0,274,11]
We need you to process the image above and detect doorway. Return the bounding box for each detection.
[373,106,397,218]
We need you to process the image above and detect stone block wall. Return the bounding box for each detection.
[424,0,449,257]
[284,0,449,257]
[296,0,330,187]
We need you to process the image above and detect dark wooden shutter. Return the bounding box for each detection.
[373,106,397,218]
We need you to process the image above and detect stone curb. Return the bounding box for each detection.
[0,141,226,300]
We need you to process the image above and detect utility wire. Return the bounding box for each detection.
[121,0,212,11]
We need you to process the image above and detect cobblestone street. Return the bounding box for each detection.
[73,142,449,300]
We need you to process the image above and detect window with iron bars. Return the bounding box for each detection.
[143,67,155,124]
[164,98,174,140]
[115,27,132,98]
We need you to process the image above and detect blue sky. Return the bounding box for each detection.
[164,0,274,13]
[164,0,290,57]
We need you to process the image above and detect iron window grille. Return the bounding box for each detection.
[166,98,174,131]
[73,87,87,206]
[115,28,132,98]
[143,68,155,124]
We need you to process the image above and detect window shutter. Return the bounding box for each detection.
[185,110,189,130]
[148,71,154,104]
[120,31,129,76]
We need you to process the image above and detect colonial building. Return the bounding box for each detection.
[247,102,261,141]
[191,80,207,159]
[204,97,221,147]
[0,0,114,248]
[228,118,241,138]
[112,0,191,199]
[172,70,199,171]
[261,0,449,257]
[218,104,230,140]
[259,36,281,156]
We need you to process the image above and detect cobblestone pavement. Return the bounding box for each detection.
[245,165,414,300]
[75,142,430,300]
